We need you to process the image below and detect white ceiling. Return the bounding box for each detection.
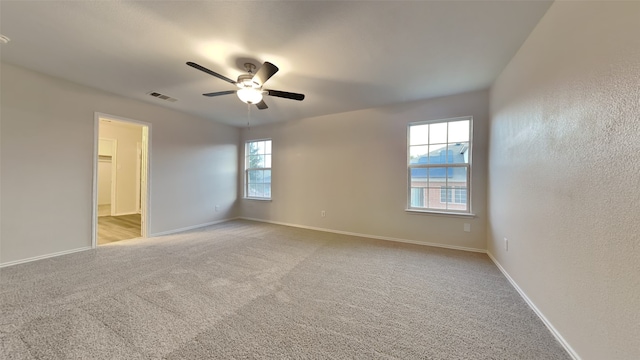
[0,1,552,127]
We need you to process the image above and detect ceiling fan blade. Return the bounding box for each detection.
[203,90,237,97]
[187,62,236,85]
[255,100,268,110]
[266,89,305,101]
[252,62,279,86]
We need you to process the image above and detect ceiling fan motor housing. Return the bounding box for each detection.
[236,74,260,89]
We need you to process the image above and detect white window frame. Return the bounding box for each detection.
[407,116,473,215]
[244,139,272,200]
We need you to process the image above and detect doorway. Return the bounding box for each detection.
[93,113,150,246]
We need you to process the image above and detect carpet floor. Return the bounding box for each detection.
[0,220,570,359]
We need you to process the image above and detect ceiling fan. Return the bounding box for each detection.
[186,61,305,110]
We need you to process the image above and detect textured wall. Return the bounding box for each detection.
[488,2,640,359]
[240,90,489,251]
[0,63,239,265]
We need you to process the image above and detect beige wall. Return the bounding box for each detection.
[99,121,142,214]
[240,90,489,251]
[488,2,640,359]
[0,62,239,265]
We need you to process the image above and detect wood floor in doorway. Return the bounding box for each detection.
[98,214,141,245]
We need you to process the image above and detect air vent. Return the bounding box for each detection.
[147,91,177,102]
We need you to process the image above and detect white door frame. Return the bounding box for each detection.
[92,112,151,247]
[136,141,142,214]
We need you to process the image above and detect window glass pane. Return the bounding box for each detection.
[447,143,469,164]
[248,155,264,168]
[429,122,447,144]
[264,170,271,184]
[410,124,429,146]
[427,167,448,181]
[449,167,468,188]
[410,187,425,207]
[440,187,449,203]
[264,155,272,168]
[428,187,446,209]
[448,120,470,143]
[265,140,272,154]
[248,170,258,182]
[248,141,259,155]
[427,144,447,164]
[248,183,258,197]
[455,188,468,204]
[409,145,429,163]
[256,141,265,155]
[410,169,429,187]
[445,187,468,211]
[264,184,271,198]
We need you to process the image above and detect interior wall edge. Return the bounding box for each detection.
[487,251,581,360]
[148,217,239,237]
[240,217,487,254]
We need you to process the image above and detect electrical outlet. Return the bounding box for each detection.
[321,210,326,217]
[463,223,471,232]
[215,205,219,212]
[504,237,508,251]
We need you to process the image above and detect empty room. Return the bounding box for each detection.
[0,1,638,359]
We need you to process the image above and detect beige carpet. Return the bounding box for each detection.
[0,220,570,359]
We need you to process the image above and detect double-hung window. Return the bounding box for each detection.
[245,139,272,199]
[408,117,472,213]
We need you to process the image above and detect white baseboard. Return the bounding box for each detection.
[0,246,92,268]
[486,252,580,360]
[112,211,139,216]
[0,218,237,267]
[239,217,486,253]
[149,218,238,237]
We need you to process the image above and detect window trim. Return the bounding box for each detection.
[406,116,473,215]
[244,138,272,200]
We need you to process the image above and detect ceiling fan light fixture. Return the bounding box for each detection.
[187,61,304,110]
[237,87,263,104]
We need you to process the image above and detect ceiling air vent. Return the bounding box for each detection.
[148,91,177,102]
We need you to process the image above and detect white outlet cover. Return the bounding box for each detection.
[463,223,471,232]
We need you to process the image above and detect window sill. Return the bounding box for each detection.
[243,197,272,202]
[405,209,476,218]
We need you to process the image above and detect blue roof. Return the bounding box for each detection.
[410,143,468,181]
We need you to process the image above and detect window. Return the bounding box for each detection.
[408,117,472,213]
[440,187,467,204]
[245,139,272,199]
